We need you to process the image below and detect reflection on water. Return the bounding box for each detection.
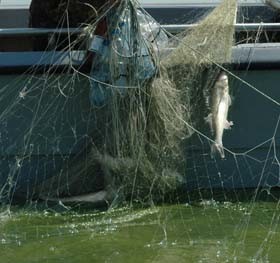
[0,202,279,263]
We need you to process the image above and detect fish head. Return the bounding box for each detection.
[216,72,229,94]
[217,72,228,86]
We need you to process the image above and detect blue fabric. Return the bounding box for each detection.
[89,2,156,107]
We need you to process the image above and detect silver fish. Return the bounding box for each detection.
[40,190,109,204]
[205,72,233,158]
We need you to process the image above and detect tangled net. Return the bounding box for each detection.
[162,0,237,133]
[3,0,237,206]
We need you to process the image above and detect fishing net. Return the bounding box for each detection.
[0,0,280,262]
[33,0,187,205]
[0,0,237,203]
[36,0,237,205]
[162,0,237,135]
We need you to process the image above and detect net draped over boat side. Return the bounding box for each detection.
[162,0,237,135]
[30,0,237,205]
[82,0,187,203]
[61,0,237,204]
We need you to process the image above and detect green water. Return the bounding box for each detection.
[0,202,279,263]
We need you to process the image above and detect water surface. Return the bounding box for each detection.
[0,202,279,262]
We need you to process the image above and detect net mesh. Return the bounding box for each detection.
[0,0,280,262]
[33,0,187,205]
[162,0,237,137]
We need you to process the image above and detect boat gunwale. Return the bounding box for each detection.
[1,43,280,74]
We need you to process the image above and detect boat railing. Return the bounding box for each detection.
[163,23,280,34]
[1,23,280,36]
[1,23,280,72]
[0,28,81,36]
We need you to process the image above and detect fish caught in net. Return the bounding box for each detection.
[32,0,238,205]
[1,1,280,262]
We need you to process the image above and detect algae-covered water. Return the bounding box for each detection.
[0,202,279,263]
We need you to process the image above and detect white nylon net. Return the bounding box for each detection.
[0,0,279,262]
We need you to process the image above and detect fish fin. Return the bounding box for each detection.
[224,120,233,130]
[205,113,212,123]
[228,95,232,106]
[211,142,225,159]
[39,190,109,204]
[205,113,213,133]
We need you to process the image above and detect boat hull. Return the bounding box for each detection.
[185,70,280,190]
[0,60,279,201]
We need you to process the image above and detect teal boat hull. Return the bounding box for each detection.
[0,51,279,202]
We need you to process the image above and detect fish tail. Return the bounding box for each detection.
[211,142,225,159]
